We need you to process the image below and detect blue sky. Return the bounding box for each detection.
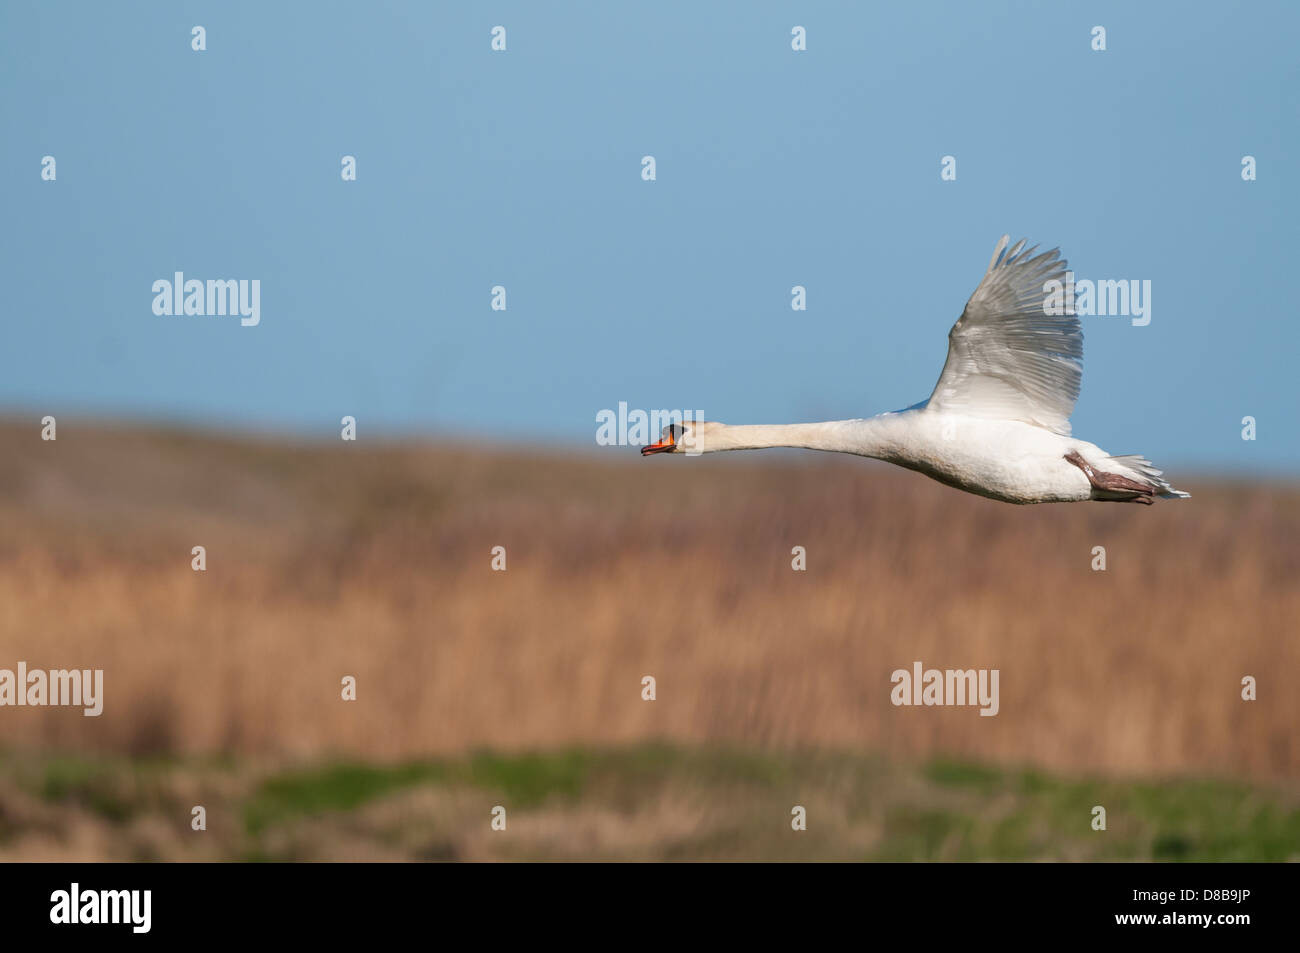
[2,1,1295,472]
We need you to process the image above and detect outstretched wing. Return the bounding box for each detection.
[926,236,1081,434]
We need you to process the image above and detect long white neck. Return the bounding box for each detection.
[694,417,902,459]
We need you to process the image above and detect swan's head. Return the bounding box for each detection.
[640,420,719,456]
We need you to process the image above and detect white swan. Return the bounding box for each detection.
[642,236,1188,505]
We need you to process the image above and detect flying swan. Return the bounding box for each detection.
[642,236,1188,505]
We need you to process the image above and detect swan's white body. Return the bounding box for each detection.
[643,236,1188,506]
[676,415,1157,505]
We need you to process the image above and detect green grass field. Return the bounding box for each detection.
[3,744,1297,861]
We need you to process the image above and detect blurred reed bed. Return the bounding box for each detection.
[0,419,1296,781]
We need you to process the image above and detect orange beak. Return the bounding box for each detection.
[641,431,676,455]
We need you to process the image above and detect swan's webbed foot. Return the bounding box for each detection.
[1064,451,1157,504]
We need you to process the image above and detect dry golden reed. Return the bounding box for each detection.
[0,419,1296,780]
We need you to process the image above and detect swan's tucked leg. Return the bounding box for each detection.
[1064,451,1156,505]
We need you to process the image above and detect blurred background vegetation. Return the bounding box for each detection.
[0,419,1297,860]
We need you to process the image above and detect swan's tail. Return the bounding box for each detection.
[1106,454,1190,500]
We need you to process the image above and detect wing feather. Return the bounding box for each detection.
[926,235,1081,434]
